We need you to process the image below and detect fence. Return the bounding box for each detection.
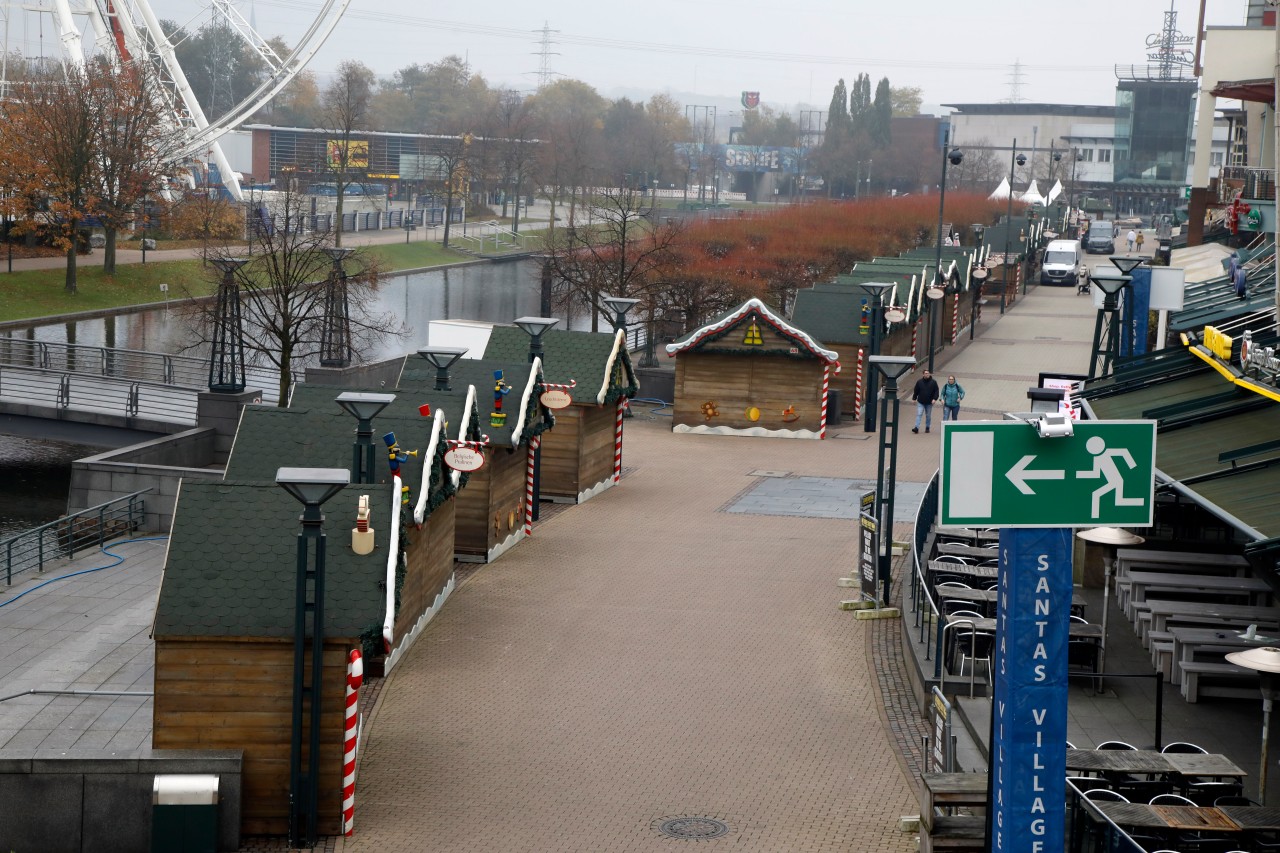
[909,472,945,677]
[0,490,148,585]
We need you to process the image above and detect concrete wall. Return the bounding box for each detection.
[197,389,261,463]
[634,367,674,405]
[68,429,222,532]
[0,749,242,853]
[304,354,408,391]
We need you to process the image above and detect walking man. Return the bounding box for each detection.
[1126,228,1137,252]
[941,375,965,421]
[911,369,940,433]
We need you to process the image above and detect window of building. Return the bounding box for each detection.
[1098,149,1111,163]
[1211,152,1224,166]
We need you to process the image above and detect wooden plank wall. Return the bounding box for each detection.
[579,404,616,491]
[673,352,824,432]
[453,461,493,558]
[396,498,456,642]
[535,406,582,499]
[488,443,529,552]
[153,638,355,837]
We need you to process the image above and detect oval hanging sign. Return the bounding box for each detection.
[444,446,486,472]
[926,287,946,300]
[540,389,574,409]
[884,308,907,323]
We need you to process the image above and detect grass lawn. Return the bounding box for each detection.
[0,241,477,324]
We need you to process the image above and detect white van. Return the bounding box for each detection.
[1040,239,1083,286]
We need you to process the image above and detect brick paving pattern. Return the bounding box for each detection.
[342,418,920,852]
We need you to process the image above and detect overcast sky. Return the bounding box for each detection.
[5,0,1253,113]
[242,0,1251,112]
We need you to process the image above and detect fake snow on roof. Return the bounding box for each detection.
[664,298,839,363]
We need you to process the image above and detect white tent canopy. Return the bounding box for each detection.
[1046,179,1064,205]
[1020,180,1045,206]
[988,177,1011,200]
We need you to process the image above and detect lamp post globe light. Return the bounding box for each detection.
[334,392,396,484]
[601,295,639,334]
[417,346,468,392]
[513,316,559,364]
[857,282,895,432]
[274,466,350,849]
[869,355,916,607]
[929,147,962,374]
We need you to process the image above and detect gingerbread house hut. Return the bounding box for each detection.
[665,297,840,438]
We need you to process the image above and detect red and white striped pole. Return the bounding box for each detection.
[342,649,363,837]
[910,321,919,365]
[951,292,960,345]
[524,436,539,536]
[818,364,830,439]
[853,348,864,421]
[613,397,625,483]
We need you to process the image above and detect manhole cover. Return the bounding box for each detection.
[656,817,730,840]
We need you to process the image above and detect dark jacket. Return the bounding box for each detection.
[912,376,940,405]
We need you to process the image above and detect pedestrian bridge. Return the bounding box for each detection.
[0,338,285,444]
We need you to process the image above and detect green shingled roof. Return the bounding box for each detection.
[791,288,872,346]
[482,326,639,405]
[155,481,390,639]
[399,358,553,447]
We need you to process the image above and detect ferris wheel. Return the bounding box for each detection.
[0,0,351,200]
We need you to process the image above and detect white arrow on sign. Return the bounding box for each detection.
[1006,455,1066,495]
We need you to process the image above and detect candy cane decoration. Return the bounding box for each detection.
[446,434,492,452]
[853,347,864,421]
[342,649,364,836]
[951,292,960,345]
[613,397,625,483]
[910,321,919,362]
[818,364,830,439]
[524,436,539,536]
[541,379,577,394]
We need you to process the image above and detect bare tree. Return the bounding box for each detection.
[543,182,684,332]
[187,185,402,402]
[320,60,376,247]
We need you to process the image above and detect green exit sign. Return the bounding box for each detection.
[939,420,1156,528]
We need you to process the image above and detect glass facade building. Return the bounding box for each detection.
[1113,79,1197,184]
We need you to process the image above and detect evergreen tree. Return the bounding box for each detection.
[871,77,893,148]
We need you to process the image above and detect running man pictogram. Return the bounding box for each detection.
[1076,435,1145,518]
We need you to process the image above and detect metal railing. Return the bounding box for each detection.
[0,490,148,585]
[910,472,945,676]
[0,367,199,424]
[0,337,206,388]
[1221,165,1276,201]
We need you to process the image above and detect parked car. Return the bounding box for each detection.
[1040,239,1083,286]
[1083,220,1115,254]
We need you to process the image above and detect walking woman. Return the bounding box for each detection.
[942,375,965,421]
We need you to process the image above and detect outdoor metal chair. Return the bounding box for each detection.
[955,629,994,697]
[1068,640,1102,691]
[1082,789,1129,802]
[1070,615,1090,624]
[935,555,975,565]
[1096,741,1139,751]
[1149,793,1196,806]
[936,581,971,589]
[1213,795,1261,807]
[1161,742,1207,754]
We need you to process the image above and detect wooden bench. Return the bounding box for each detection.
[920,815,985,852]
[1179,661,1258,703]
[1151,641,1174,682]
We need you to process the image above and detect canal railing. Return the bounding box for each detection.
[1,490,149,586]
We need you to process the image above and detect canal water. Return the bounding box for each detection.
[0,260,593,534]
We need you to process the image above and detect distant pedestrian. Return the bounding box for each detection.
[1135,231,1145,253]
[911,369,940,433]
[941,375,965,421]
[1126,229,1137,251]
[1235,264,1248,299]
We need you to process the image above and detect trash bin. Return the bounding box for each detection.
[152,774,219,853]
[827,389,843,425]
[1154,240,1172,267]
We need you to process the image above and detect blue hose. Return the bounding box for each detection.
[0,536,169,609]
[630,397,673,418]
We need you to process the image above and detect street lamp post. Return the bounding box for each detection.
[869,355,916,607]
[514,316,559,522]
[969,266,989,341]
[930,147,963,373]
[1003,143,1028,301]
[1225,646,1280,802]
[319,247,355,368]
[275,466,350,850]
[602,295,639,334]
[417,346,468,391]
[857,282,895,432]
[208,258,248,393]
[1086,265,1134,380]
[334,392,396,484]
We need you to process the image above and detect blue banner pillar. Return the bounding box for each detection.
[989,527,1072,852]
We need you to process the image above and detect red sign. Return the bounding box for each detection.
[741,91,760,109]
[444,447,485,472]
[540,389,574,409]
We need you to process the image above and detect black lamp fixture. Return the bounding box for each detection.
[1109,255,1145,277]
[319,247,355,368]
[275,465,349,849]
[335,392,396,484]
[601,295,640,334]
[208,258,249,393]
[1086,270,1132,380]
[513,316,559,364]
[868,355,916,607]
[857,282,895,433]
[1003,142,1027,296]
[417,346,469,391]
[969,265,989,341]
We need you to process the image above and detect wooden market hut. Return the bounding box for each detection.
[398,357,555,562]
[665,297,841,438]
[483,326,639,503]
[153,397,466,836]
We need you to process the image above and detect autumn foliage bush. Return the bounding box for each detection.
[646,193,1012,332]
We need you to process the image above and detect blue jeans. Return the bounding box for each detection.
[943,404,960,421]
[914,402,933,430]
